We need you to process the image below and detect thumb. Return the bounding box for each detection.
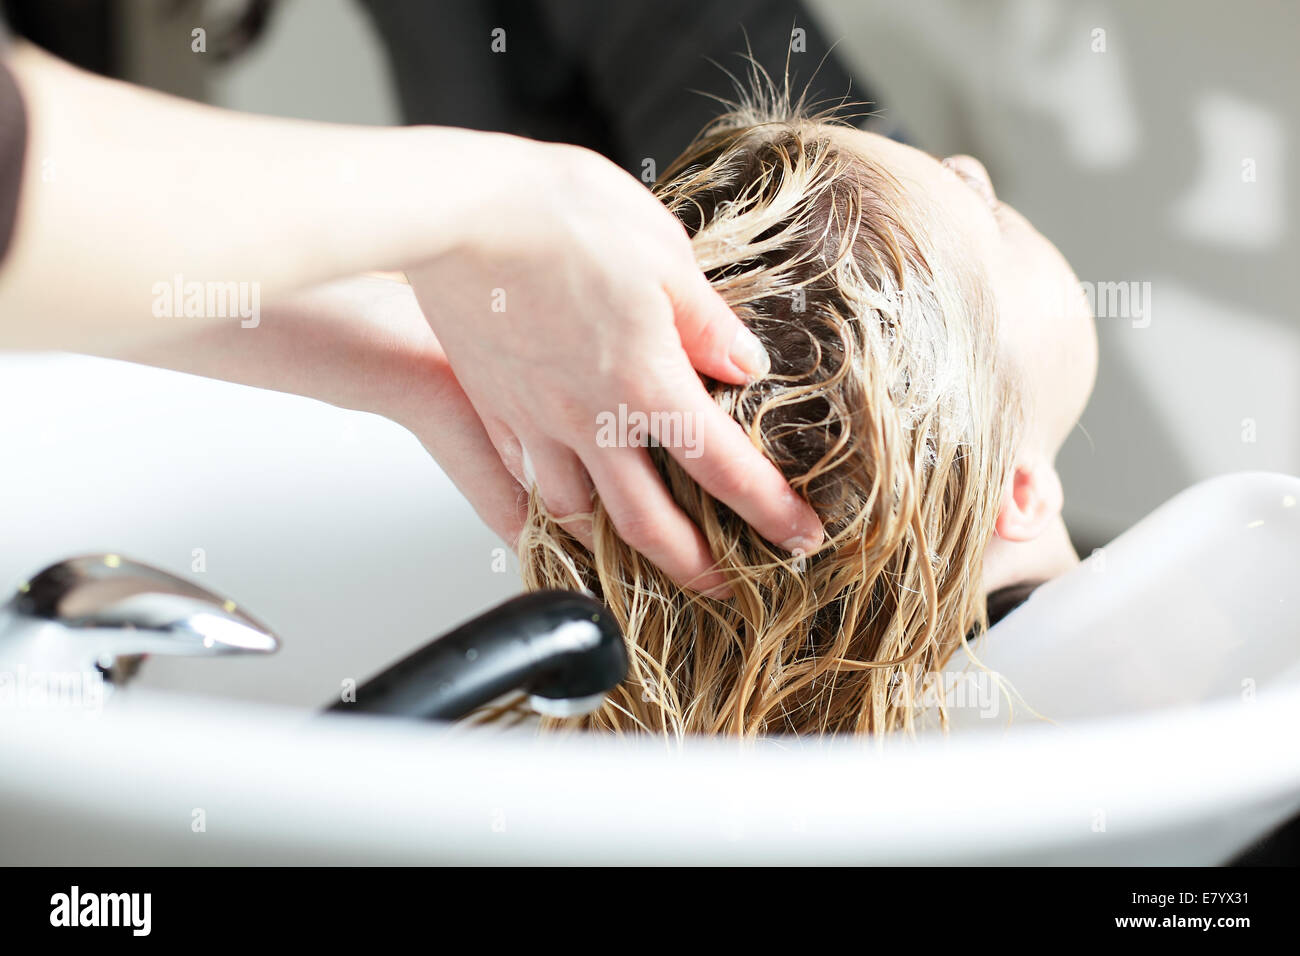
[667,270,771,384]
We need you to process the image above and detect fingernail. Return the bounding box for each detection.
[781,534,821,556]
[520,443,536,488]
[729,325,770,381]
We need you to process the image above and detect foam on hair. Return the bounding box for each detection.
[492,79,1023,738]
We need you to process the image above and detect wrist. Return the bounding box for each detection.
[386,126,517,265]
[314,277,451,426]
[339,282,462,439]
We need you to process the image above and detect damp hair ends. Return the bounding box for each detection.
[507,82,1025,738]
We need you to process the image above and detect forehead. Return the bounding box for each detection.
[828,125,1087,319]
[826,127,999,234]
[826,124,1097,417]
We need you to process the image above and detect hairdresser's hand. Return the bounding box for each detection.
[406,135,823,595]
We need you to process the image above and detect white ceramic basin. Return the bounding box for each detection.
[0,354,1297,864]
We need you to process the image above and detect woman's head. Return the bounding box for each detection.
[516,89,1097,737]
[825,126,1098,590]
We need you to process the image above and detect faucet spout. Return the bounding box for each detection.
[0,554,279,693]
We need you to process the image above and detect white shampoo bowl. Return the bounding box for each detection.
[0,355,1297,864]
[943,471,1300,731]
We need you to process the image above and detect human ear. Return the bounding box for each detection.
[994,460,1064,542]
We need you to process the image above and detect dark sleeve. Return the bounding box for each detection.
[0,33,27,266]
[534,0,869,176]
[359,0,871,177]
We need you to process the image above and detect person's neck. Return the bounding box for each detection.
[982,513,1080,594]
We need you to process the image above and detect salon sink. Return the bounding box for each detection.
[0,683,1295,865]
[942,470,1300,730]
[1,353,1298,864]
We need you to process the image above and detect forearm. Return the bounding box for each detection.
[0,43,494,352]
[118,274,529,543]
[115,276,446,425]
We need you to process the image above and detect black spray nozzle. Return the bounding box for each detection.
[326,590,627,722]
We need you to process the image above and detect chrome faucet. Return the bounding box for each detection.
[0,554,278,702]
[1,555,627,723]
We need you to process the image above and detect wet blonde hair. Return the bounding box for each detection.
[511,87,1022,738]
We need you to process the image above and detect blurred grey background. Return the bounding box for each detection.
[110,0,1300,551]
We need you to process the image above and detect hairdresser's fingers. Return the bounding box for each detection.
[480,418,529,489]
[517,434,596,550]
[409,380,529,547]
[454,456,530,548]
[660,385,824,557]
[580,446,732,598]
[666,271,769,386]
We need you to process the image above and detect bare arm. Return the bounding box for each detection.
[0,43,492,350]
[117,276,530,544]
